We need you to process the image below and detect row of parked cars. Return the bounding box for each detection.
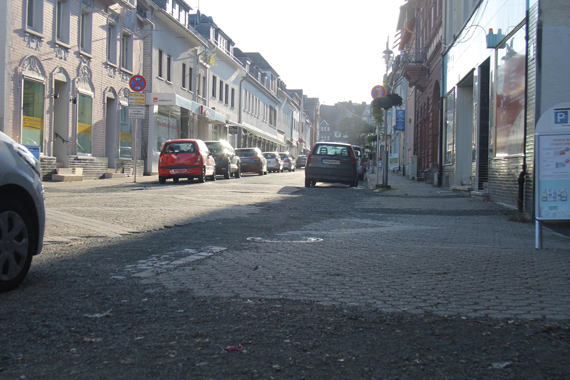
[158,139,302,184]
[157,138,367,189]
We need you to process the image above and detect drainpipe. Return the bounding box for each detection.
[238,75,246,148]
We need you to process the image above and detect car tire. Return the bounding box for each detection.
[198,167,206,183]
[0,197,36,292]
[173,177,179,183]
[224,161,231,179]
[159,176,166,184]
[305,178,311,188]
[210,169,217,181]
[235,166,241,178]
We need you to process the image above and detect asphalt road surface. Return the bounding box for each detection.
[1,170,569,379]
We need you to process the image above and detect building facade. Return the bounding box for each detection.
[1,0,145,179]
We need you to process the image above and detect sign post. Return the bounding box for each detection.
[129,75,146,183]
[535,102,570,249]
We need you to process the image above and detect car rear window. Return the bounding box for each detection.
[163,142,196,154]
[263,153,277,158]
[205,142,222,153]
[236,149,257,157]
[313,145,350,157]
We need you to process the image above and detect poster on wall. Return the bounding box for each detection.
[495,28,526,157]
[389,154,399,171]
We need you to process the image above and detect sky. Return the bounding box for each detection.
[186,0,403,106]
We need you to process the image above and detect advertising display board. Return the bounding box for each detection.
[535,103,570,248]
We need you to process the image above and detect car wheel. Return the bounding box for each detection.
[173,177,179,183]
[210,169,217,181]
[305,178,311,188]
[198,167,206,183]
[235,165,241,178]
[0,197,36,292]
[224,161,231,179]
[159,176,166,184]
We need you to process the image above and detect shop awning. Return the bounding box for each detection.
[240,122,284,145]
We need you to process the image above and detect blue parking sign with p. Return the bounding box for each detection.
[554,108,569,126]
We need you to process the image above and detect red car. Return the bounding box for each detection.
[159,139,216,184]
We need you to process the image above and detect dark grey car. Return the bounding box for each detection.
[204,140,241,179]
[305,142,358,187]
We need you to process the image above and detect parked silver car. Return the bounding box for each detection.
[352,145,366,180]
[263,152,283,173]
[279,152,296,172]
[305,142,358,187]
[0,131,45,291]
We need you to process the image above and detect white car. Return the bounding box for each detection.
[0,131,45,291]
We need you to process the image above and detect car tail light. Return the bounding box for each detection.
[252,156,260,161]
[284,158,290,162]
[306,154,312,166]
[197,155,202,162]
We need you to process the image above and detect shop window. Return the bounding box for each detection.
[77,93,93,154]
[494,26,526,157]
[22,79,45,151]
[443,89,455,165]
[120,106,132,158]
[107,23,117,64]
[121,32,133,71]
[80,11,92,54]
[56,0,70,44]
[27,0,43,33]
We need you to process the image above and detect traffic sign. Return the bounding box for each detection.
[129,93,146,106]
[371,85,386,99]
[129,75,146,92]
[129,107,145,119]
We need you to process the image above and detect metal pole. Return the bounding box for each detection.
[382,108,389,186]
[375,123,380,186]
[134,118,138,183]
[535,219,543,249]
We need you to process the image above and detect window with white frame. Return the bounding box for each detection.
[107,23,117,64]
[158,50,163,78]
[27,0,44,33]
[80,11,92,54]
[56,0,70,44]
[166,54,171,82]
[121,32,133,71]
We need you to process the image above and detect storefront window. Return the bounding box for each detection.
[155,105,181,154]
[22,79,44,151]
[120,106,132,158]
[77,93,93,154]
[444,89,455,165]
[495,26,526,157]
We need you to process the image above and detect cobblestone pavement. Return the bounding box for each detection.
[42,171,570,321]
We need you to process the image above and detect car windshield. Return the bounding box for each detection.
[314,145,350,156]
[237,149,257,157]
[264,153,277,158]
[205,142,222,153]
[163,142,196,154]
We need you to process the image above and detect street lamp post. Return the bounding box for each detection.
[381,41,393,187]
